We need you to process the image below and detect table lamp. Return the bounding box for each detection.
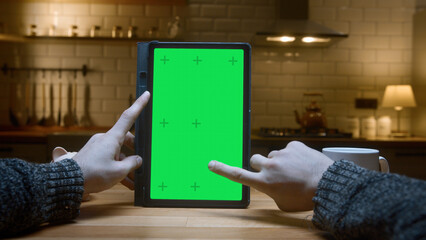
[382,85,417,137]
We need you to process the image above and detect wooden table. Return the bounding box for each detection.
[19,184,329,239]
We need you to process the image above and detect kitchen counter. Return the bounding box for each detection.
[251,134,426,149]
[0,126,110,144]
[16,184,326,239]
[1,128,425,179]
[2,127,425,145]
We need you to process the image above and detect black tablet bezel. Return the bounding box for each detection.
[140,42,251,208]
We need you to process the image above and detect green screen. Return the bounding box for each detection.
[150,47,244,200]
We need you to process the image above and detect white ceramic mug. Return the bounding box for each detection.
[322,147,389,173]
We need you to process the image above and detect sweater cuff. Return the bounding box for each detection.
[40,159,84,223]
[311,160,371,233]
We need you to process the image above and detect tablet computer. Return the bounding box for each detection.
[134,41,251,208]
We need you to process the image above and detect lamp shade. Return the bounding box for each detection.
[382,85,417,108]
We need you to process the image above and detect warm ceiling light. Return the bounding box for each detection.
[302,36,331,43]
[266,36,295,42]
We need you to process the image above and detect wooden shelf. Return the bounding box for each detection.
[12,0,186,5]
[0,34,182,43]
[0,34,26,43]
[23,35,181,43]
[0,33,182,43]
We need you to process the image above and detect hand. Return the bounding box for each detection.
[52,146,136,192]
[208,141,333,212]
[52,146,133,201]
[71,91,150,194]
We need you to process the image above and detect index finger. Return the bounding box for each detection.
[208,160,262,188]
[107,91,150,139]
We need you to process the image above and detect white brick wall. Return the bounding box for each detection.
[76,45,103,57]
[0,0,417,132]
[62,57,89,69]
[365,9,390,21]
[63,4,90,15]
[200,5,227,17]
[90,4,117,16]
[268,75,294,88]
[145,5,172,17]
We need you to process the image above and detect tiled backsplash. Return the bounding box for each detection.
[0,0,417,133]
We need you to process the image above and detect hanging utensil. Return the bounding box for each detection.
[20,71,32,125]
[38,82,47,125]
[80,83,93,127]
[15,83,26,125]
[57,82,62,126]
[44,82,55,126]
[9,82,21,126]
[72,80,79,126]
[24,82,30,125]
[63,82,74,127]
[27,82,38,126]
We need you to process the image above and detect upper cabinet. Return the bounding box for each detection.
[91,0,185,4]
[11,0,186,5]
[0,0,186,43]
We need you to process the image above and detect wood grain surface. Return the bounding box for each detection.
[16,184,330,239]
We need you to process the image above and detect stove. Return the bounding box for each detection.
[258,127,352,138]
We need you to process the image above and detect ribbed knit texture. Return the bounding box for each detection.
[0,158,84,236]
[312,160,426,240]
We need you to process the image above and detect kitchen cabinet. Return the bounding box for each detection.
[0,129,47,162]
[43,0,186,5]
[106,0,186,4]
[0,143,47,163]
[1,0,186,5]
[380,148,426,180]
[0,127,108,162]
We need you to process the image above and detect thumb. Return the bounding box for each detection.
[117,155,143,174]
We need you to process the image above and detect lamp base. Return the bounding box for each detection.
[390,131,411,138]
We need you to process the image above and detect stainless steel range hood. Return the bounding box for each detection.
[253,0,348,47]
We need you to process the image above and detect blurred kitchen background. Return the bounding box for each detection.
[0,0,425,178]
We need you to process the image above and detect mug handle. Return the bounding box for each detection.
[379,156,390,173]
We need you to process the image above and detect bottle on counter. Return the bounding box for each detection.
[68,25,78,37]
[112,26,123,38]
[361,116,377,138]
[377,115,392,137]
[48,24,56,36]
[344,116,360,138]
[28,24,37,36]
[127,26,137,38]
[90,25,101,38]
[147,26,159,38]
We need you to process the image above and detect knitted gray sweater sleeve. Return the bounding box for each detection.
[0,158,84,236]
[312,160,426,240]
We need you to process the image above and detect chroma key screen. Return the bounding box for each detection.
[150,48,245,200]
